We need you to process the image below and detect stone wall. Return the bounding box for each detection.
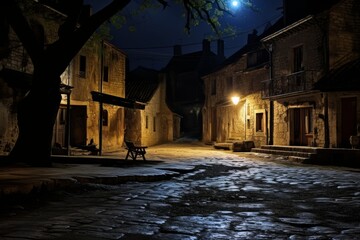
[202,50,269,147]
[68,41,126,152]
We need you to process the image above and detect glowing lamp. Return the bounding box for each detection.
[231,96,240,105]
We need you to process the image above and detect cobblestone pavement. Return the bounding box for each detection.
[0,143,359,240]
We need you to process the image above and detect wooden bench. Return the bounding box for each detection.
[124,141,147,161]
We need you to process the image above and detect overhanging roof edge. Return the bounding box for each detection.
[91,91,145,110]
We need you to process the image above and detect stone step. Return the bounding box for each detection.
[258,145,318,153]
[251,147,316,159]
[214,141,255,152]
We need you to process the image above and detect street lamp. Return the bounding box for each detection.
[231,95,240,105]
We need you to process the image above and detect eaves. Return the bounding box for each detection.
[91,91,145,110]
[261,15,315,42]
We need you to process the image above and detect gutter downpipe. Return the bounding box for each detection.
[265,43,274,145]
[99,40,104,155]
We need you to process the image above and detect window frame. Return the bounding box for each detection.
[293,45,304,73]
[254,109,266,136]
[103,66,109,82]
[79,55,86,78]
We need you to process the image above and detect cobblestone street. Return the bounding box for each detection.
[0,142,359,240]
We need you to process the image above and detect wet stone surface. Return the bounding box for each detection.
[0,154,360,239]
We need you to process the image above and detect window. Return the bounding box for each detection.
[255,112,264,132]
[79,55,86,78]
[247,104,251,117]
[153,116,156,132]
[102,109,108,126]
[103,66,109,82]
[293,45,303,72]
[145,115,148,129]
[211,78,216,95]
[247,49,269,68]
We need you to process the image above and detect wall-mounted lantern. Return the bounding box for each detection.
[231,95,240,105]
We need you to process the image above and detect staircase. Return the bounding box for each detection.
[252,145,360,168]
[251,145,318,163]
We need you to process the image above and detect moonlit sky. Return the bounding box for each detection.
[85,0,283,70]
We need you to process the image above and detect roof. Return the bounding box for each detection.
[165,51,223,76]
[313,57,360,92]
[126,66,160,103]
[205,17,285,75]
[162,42,225,76]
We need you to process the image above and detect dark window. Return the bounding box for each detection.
[145,116,148,129]
[293,46,303,72]
[79,55,86,78]
[102,109,108,126]
[256,112,264,132]
[153,116,156,132]
[103,66,109,82]
[247,49,269,68]
[211,78,216,95]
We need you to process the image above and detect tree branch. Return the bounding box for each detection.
[1,0,42,66]
[47,0,132,75]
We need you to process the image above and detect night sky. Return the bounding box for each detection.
[85,0,283,70]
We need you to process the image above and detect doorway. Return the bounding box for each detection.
[340,97,357,148]
[289,107,312,146]
[70,106,87,147]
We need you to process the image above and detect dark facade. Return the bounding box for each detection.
[163,39,225,138]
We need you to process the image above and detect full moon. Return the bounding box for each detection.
[231,0,239,8]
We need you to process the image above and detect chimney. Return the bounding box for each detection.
[247,29,258,44]
[202,39,210,54]
[217,39,224,58]
[173,44,182,56]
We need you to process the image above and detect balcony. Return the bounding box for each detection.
[261,70,316,98]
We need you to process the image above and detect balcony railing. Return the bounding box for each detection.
[261,70,316,98]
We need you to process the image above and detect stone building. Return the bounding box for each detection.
[261,0,360,148]
[54,40,127,154]
[202,0,360,153]
[202,22,283,148]
[163,39,225,139]
[124,67,177,146]
[0,1,128,155]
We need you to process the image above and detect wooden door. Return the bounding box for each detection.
[70,106,87,147]
[290,108,309,146]
[340,97,357,148]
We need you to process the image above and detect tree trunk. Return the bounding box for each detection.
[9,76,61,166]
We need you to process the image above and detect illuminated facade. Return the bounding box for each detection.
[203,0,360,150]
